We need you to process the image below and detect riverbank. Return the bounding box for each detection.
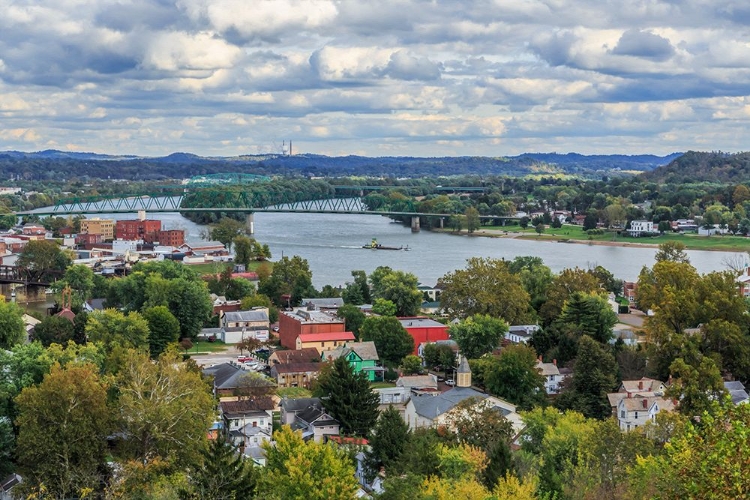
[435,225,750,252]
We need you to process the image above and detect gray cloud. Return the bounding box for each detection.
[612,29,675,61]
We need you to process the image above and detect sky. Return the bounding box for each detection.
[1,0,750,158]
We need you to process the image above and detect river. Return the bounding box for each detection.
[31,208,744,288]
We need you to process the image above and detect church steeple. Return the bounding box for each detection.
[456,355,471,388]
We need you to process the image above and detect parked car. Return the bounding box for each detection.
[237,356,251,363]
[445,379,455,386]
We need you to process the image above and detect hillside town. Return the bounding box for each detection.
[1,208,749,499]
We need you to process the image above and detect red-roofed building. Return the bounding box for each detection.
[398,317,450,354]
[296,331,356,352]
[278,307,346,349]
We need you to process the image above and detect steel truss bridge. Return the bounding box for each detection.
[16,183,517,222]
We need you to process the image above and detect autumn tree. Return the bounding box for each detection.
[666,354,726,417]
[539,267,603,327]
[313,356,379,437]
[258,426,358,500]
[654,241,690,263]
[449,314,508,359]
[15,364,111,498]
[438,257,531,324]
[360,316,414,366]
[115,350,215,467]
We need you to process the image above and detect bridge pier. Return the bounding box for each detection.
[411,216,420,233]
[245,213,255,235]
[439,217,444,229]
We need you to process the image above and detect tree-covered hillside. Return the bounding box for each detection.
[643,151,750,183]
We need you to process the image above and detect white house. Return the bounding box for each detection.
[628,220,655,237]
[535,359,567,394]
[616,395,675,431]
[505,325,540,344]
[220,399,274,448]
[220,308,270,343]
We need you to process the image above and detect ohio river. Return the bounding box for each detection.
[87,210,741,288]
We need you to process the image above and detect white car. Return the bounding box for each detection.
[445,379,455,386]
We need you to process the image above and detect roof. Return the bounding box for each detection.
[725,380,749,405]
[322,341,379,362]
[283,308,344,324]
[220,397,275,416]
[298,332,356,343]
[271,362,322,375]
[296,403,338,427]
[621,378,664,393]
[272,348,321,364]
[223,309,269,323]
[203,363,247,390]
[410,387,488,419]
[619,395,675,412]
[396,374,438,390]
[398,317,446,328]
[457,356,471,374]
[280,397,321,413]
[535,360,560,377]
[300,297,344,308]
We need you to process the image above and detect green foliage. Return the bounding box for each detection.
[401,354,424,375]
[465,206,480,233]
[422,342,456,370]
[259,255,315,307]
[314,357,379,436]
[507,256,553,312]
[241,294,278,324]
[445,397,513,454]
[556,291,617,344]
[539,267,603,327]
[367,405,412,475]
[258,426,358,500]
[31,314,80,346]
[485,345,546,410]
[666,355,726,417]
[369,266,423,317]
[337,304,365,338]
[15,364,111,498]
[59,264,96,302]
[341,270,371,305]
[449,314,508,359]
[439,257,531,324]
[143,306,181,358]
[360,316,414,367]
[16,239,72,281]
[144,276,213,340]
[210,217,246,250]
[373,298,398,316]
[0,300,25,349]
[182,431,258,499]
[85,308,150,352]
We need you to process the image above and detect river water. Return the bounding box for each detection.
[34,208,744,288]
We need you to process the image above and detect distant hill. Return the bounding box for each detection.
[642,151,750,183]
[0,150,681,181]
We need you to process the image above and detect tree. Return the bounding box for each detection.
[16,239,72,281]
[115,350,215,467]
[210,217,245,251]
[366,405,411,475]
[182,430,258,499]
[313,357,379,436]
[337,304,365,338]
[342,270,371,305]
[360,316,414,367]
[144,276,213,340]
[0,300,25,349]
[465,206,480,233]
[438,257,531,324]
[372,298,397,316]
[556,336,617,419]
[423,342,456,370]
[259,255,315,307]
[143,306,181,358]
[535,222,545,235]
[445,397,513,453]
[666,355,725,417]
[449,314,508,359]
[258,426,358,500]
[241,294,279,323]
[369,267,423,317]
[556,291,617,344]
[233,235,255,267]
[85,308,150,352]
[236,336,261,357]
[15,364,111,499]
[654,241,690,263]
[583,211,598,231]
[60,264,95,302]
[30,314,78,346]
[539,267,603,326]
[508,256,553,312]
[401,354,424,375]
[485,344,546,410]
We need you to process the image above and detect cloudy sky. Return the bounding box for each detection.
[1,0,750,157]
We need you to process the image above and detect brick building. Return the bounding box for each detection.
[157,229,185,247]
[116,219,162,242]
[398,317,451,355]
[277,307,347,350]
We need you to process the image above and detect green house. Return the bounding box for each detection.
[322,341,383,381]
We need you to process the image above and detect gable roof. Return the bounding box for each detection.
[620,377,664,393]
[220,397,275,416]
[295,403,339,427]
[298,332,356,343]
[410,387,488,419]
[535,360,560,377]
[397,375,438,390]
[272,348,321,364]
[203,363,247,390]
[725,380,749,405]
[322,341,379,362]
[280,397,321,414]
[271,363,322,376]
[223,309,269,323]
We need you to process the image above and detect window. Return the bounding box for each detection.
[620,410,625,418]
[635,412,638,419]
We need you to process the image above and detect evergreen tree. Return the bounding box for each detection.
[556,336,617,419]
[366,405,411,476]
[314,356,379,436]
[182,432,257,499]
[482,440,513,490]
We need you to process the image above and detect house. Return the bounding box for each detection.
[280,397,322,426]
[505,325,540,344]
[203,362,260,396]
[396,374,439,392]
[374,386,411,415]
[355,450,385,495]
[628,220,655,237]
[321,341,382,381]
[607,377,667,417]
[1,474,22,500]
[220,308,270,343]
[724,380,749,405]
[296,331,356,352]
[398,317,450,355]
[179,241,228,256]
[535,358,567,394]
[22,224,45,236]
[616,394,675,431]
[417,283,443,302]
[403,357,524,435]
[269,348,321,365]
[220,398,274,449]
[278,307,346,350]
[270,362,322,388]
[291,401,341,442]
[623,281,638,303]
[736,267,750,298]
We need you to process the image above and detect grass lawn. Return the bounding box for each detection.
[190,340,230,354]
[277,387,313,399]
[481,223,750,251]
[370,381,397,389]
[183,260,272,276]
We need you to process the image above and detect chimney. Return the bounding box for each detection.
[538,355,542,361]
[628,392,631,398]
[642,399,647,409]
[638,381,643,390]
[552,359,557,366]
